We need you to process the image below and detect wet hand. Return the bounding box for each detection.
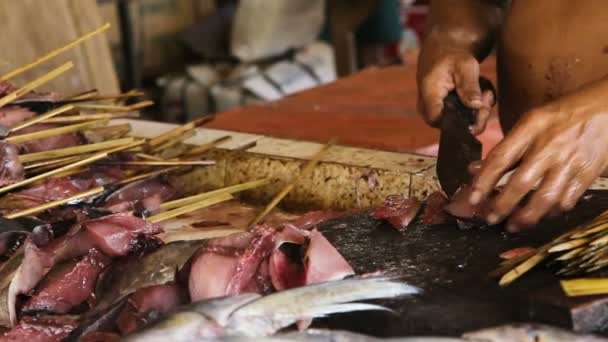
[417,51,495,135]
[467,81,608,232]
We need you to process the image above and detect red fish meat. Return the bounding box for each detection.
[0,315,78,342]
[103,178,177,214]
[22,249,110,314]
[8,214,163,324]
[422,191,451,225]
[116,284,187,335]
[372,195,422,231]
[499,247,536,260]
[17,123,84,154]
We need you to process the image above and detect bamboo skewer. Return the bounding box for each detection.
[155,129,196,153]
[496,208,608,284]
[9,105,74,133]
[249,138,336,227]
[0,62,74,108]
[112,166,181,186]
[43,112,139,124]
[25,139,143,174]
[67,89,98,101]
[0,23,110,81]
[5,166,182,219]
[0,152,109,195]
[499,252,548,286]
[147,116,214,149]
[159,178,270,211]
[24,156,82,171]
[7,119,109,144]
[95,160,216,167]
[69,89,144,103]
[182,136,232,157]
[4,186,105,219]
[148,193,233,223]
[135,153,164,161]
[19,137,135,163]
[75,100,153,112]
[548,238,590,253]
[84,124,132,142]
[103,139,146,154]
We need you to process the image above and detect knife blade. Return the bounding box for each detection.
[437,77,496,197]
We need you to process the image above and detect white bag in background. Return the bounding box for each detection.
[242,41,336,101]
[231,0,325,62]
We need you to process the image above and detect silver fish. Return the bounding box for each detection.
[222,329,464,341]
[462,323,608,342]
[125,277,420,341]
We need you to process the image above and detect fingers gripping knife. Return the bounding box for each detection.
[436,78,497,197]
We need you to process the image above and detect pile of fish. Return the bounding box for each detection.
[0,197,420,341]
[0,75,431,342]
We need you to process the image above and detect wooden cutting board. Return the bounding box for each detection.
[317,192,608,336]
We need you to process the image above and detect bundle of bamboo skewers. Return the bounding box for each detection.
[0,21,332,236]
[494,209,608,295]
[0,23,252,222]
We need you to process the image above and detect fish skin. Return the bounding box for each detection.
[124,277,419,341]
[67,240,205,341]
[462,323,608,342]
[95,240,204,311]
[0,248,24,327]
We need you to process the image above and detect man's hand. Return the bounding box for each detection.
[417,52,495,135]
[468,80,608,232]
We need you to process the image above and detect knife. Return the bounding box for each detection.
[436,77,496,197]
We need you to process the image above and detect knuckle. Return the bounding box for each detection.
[512,178,534,193]
[538,187,560,203]
[515,211,538,227]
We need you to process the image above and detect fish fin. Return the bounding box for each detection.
[235,277,419,317]
[294,303,393,319]
[228,277,417,336]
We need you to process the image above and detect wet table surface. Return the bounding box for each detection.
[317,191,608,337]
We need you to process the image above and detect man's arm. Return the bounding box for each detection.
[416,0,506,133]
[420,0,506,62]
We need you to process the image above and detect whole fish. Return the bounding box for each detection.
[124,277,420,341]
[222,329,463,341]
[462,324,608,342]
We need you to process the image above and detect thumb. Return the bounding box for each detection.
[453,58,482,109]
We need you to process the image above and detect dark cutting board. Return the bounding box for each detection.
[317,191,608,337]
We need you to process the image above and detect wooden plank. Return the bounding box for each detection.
[0,0,119,94]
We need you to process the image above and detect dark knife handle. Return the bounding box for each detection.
[443,77,497,126]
